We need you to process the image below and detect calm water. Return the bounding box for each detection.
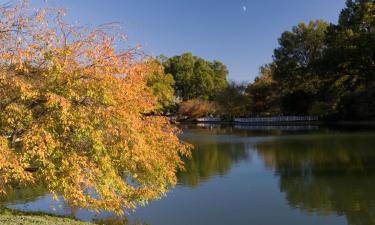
[2,125,375,225]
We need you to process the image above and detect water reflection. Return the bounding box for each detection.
[0,184,47,205]
[177,138,250,187]
[2,127,375,225]
[92,217,145,225]
[256,133,375,225]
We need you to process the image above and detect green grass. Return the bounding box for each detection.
[0,207,92,225]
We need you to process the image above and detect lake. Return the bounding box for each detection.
[2,124,375,225]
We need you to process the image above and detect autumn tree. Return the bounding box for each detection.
[246,65,280,116]
[178,99,217,119]
[0,2,190,214]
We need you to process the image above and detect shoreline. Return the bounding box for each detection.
[0,207,92,225]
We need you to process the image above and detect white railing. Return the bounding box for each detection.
[234,116,318,123]
[234,125,319,131]
[196,117,222,122]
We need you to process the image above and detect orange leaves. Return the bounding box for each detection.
[0,137,34,194]
[0,1,191,215]
[35,8,46,23]
[179,99,217,119]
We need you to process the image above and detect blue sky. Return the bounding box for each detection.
[18,1,345,81]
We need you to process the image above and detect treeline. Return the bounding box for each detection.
[145,52,229,116]
[151,0,375,120]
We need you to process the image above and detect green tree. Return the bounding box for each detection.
[246,65,280,116]
[163,53,228,100]
[145,59,176,112]
[273,20,329,114]
[209,60,229,95]
[227,1,374,119]
[215,81,249,118]
[323,0,375,119]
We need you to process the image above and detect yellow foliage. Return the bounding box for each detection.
[0,2,190,214]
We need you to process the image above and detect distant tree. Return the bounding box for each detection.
[232,1,375,119]
[163,53,228,100]
[145,59,176,112]
[323,0,375,119]
[246,65,280,116]
[209,60,229,95]
[163,53,195,100]
[215,81,249,118]
[280,90,315,115]
[272,20,329,114]
[273,20,329,92]
[191,58,215,99]
[178,99,217,119]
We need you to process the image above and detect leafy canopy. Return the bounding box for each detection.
[0,2,190,214]
[163,52,228,100]
[243,0,374,118]
[145,59,176,112]
[215,82,249,118]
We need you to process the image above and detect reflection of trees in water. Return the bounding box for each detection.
[256,134,375,225]
[177,140,250,187]
[180,125,288,137]
[0,184,47,205]
[280,176,375,225]
[93,216,148,225]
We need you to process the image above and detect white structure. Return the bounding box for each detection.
[234,116,318,123]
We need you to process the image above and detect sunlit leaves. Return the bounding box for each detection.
[0,1,190,214]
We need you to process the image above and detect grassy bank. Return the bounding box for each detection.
[0,207,92,225]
